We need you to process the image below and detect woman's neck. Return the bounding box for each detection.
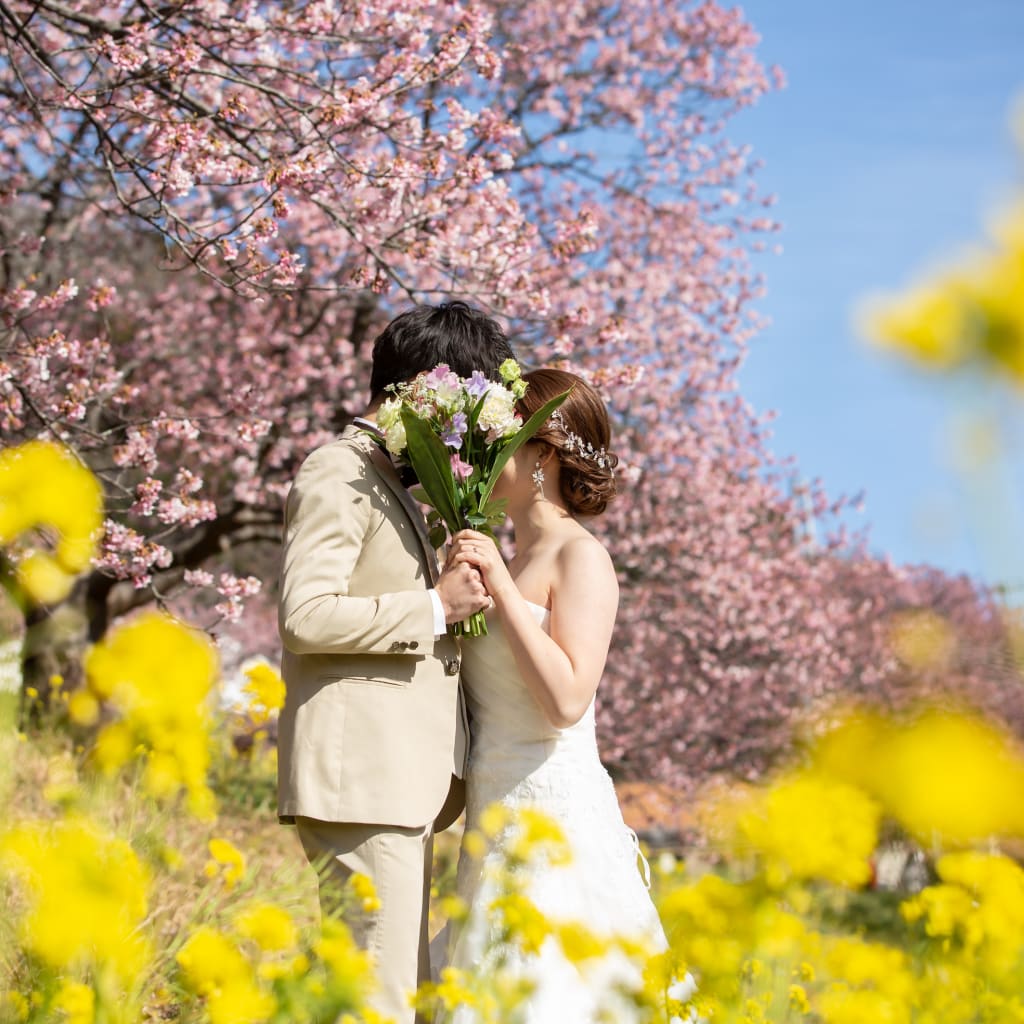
[511,496,576,551]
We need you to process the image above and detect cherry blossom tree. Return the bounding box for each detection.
[0,7,774,602]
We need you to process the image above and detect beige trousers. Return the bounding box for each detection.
[296,817,434,1024]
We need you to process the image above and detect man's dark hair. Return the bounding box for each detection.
[369,301,515,400]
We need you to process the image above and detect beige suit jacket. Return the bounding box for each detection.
[277,425,468,830]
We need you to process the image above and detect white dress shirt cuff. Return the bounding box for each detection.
[428,589,447,636]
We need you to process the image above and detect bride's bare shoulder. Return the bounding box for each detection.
[554,530,617,589]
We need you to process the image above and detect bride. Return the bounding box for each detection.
[434,368,690,1022]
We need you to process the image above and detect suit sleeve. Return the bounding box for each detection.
[278,444,437,656]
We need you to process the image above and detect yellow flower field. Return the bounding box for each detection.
[2,436,1024,1024]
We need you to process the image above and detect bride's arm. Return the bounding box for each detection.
[449,530,618,728]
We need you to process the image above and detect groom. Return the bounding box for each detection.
[277,301,513,1023]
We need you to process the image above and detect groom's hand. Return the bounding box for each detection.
[435,562,489,623]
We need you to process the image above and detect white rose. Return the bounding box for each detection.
[477,384,519,438]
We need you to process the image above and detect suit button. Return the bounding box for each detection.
[409,641,419,650]
[444,656,460,676]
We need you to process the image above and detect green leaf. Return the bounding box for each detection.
[428,525,448,550]
[480,497,509,527]
[401,407,462,531]
[478,388,572,508]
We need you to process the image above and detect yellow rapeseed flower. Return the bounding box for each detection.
[741,996,767,1023]
[349,872,382,913]
[233,903,298,952]
[660,874,753,987]
[788,983,811,1014]
[0,817,151,983]
[176,926,275,1024]
[440,895,469,923]
[67,689,100,727]
[816,707,1024,844]
[313,918,373,1001]
[479,802,510,839]
[885,712,1024,844]
[796,960,816,982]
[742,958,765,981]
[901,883,976,940]
[731,771,880,888]
[824,936,916,1004]
[176,926,248,986]
[428,967,477,1011]
[242,662,286,723]
[0,441,103,603]
[83,611,219,815]
[508,806,572,866]
[18,551,75,605]
[257,952,309,982]
[752,902,808,962]
[2,990,29,1022]
[206,837,246,889]
[461,829,487,860]
[556,921,608,962]
[859,275,972,369]
[53,981,95,1024]
[817,985,912,1024]
[857,114,1024,390]
[925,851,1024,977]
[490,890,551,954]
[207,970,274,1019]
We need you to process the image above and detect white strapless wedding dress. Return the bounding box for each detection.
[435,601,674,1022]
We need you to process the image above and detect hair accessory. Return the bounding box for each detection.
[550,408,610,469]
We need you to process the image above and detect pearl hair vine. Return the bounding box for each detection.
[549,407,611,469]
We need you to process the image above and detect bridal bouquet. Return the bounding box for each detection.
[376,359,568,637]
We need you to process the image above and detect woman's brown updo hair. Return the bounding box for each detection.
[517,368,619,516]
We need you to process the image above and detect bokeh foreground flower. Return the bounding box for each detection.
[814,706,1024,845]
[75,611,220,817]
[0,441,102,604]
[0,817,151,985]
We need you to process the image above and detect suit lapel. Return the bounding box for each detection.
[348,426,441,585]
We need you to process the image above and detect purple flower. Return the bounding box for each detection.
[441,411,468,449]
[450,452,473,481]
[466,370,489,399]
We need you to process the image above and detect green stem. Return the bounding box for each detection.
[453,610,488,637]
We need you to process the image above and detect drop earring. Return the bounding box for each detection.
[532,461,545,495]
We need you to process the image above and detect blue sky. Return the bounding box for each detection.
[731,0,1024,598]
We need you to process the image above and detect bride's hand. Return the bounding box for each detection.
[448,529,514,604]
